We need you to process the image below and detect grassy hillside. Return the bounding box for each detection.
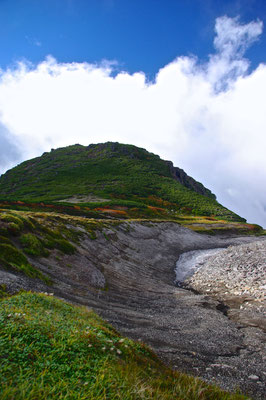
[0,142,246,222]
[0,291,248,400]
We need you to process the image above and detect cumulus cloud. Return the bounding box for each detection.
[207,16,263,89]
[0,16,265,227]
[0,122,21,171]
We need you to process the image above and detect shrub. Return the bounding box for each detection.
[0,235,13,245]
[7,222,22,235]
[0,284,8,298]
[54,239,76,255]
[0,213,24,228]
[20,233,48,257]
[0,243,28,266]
[0,227,8,236]
[0,243,51,284]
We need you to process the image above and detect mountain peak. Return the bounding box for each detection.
[0,142,244,222]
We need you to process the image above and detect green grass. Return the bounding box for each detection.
[0,142,246,223]
[52,238,76,254]
[0,243,50,284]
[0,292,249,400]
[0,284,8,298]
[0,210,83,283]
[0,209,124,283]
[20,233,48,256]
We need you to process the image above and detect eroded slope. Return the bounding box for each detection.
[0,209,265,398]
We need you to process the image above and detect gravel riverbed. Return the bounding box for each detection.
[185,239,266,339]
[186,240,266,304]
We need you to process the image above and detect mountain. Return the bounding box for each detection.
[0,142,245,222]
[0,142,265,399]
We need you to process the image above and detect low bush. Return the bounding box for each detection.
[20,233,48,256]
[53,238,76,254]
[0,243,51,284]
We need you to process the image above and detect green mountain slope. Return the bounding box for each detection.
[0,142,244,222]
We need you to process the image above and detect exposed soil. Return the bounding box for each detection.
[57,195,110,203]
[1,221,265,399]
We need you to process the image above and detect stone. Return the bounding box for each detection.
[248,375,259,381]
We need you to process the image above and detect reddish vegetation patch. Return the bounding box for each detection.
[0,201,97,218]
[147,206,165,212]
[95,208,127,215]
[40,203,55,209]
[245,224,261,231]
[146,195,176,208]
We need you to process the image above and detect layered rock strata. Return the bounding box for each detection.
[1,222,265,398]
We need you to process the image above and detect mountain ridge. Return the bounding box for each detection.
[0,142,245,223]
[0,142,215,199]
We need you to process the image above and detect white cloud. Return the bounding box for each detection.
[0,122,20,171]
[0,16,265,227]
[208,16,263,90]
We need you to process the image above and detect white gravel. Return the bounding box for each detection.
[186,240,266,303]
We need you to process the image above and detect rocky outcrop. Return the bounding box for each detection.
[1,222,265,398]
[165,160,216,199]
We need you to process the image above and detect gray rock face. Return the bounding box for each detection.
[1,222,265,398]
[165,160,216,199]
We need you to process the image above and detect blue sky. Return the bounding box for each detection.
[1,0,266,76]
[0,0,266,227]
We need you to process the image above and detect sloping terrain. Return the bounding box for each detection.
[0,143,265,399]
[0,292,249,400]
[0,142,246,222]
[0,209,265,399]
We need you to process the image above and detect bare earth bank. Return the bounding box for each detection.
[1,222,266,399]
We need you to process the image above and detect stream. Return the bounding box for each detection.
[175,248,224,284]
